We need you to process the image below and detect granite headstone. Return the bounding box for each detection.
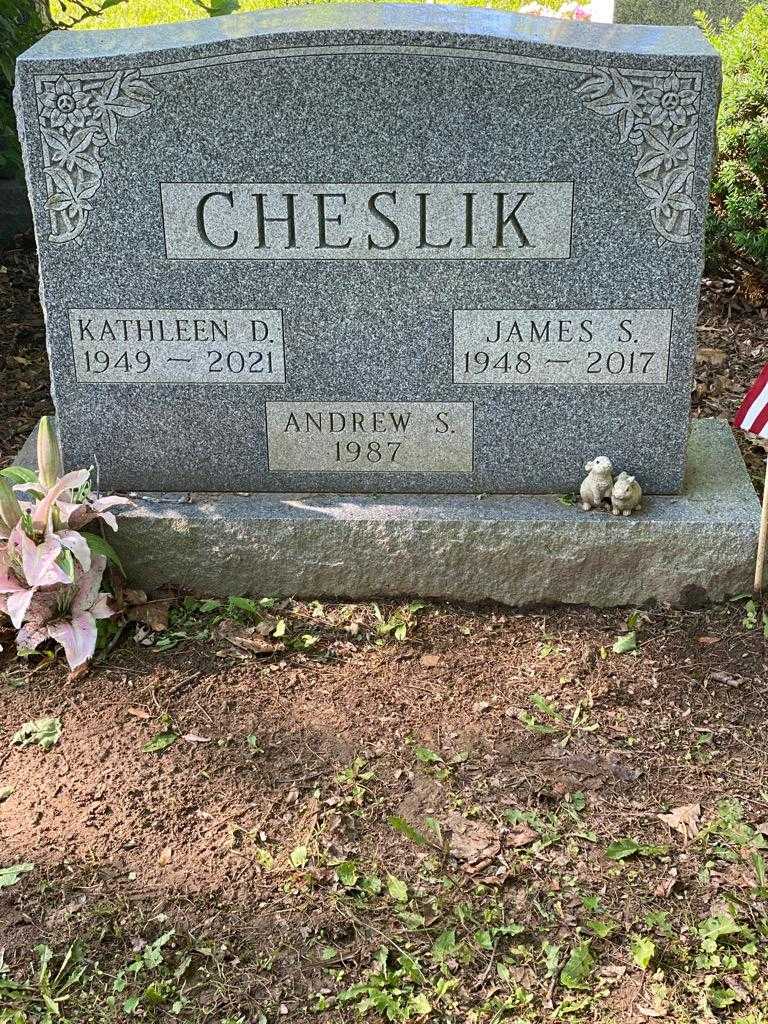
[14,4,720,494]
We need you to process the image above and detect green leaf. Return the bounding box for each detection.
[290,846,308,869]
[227,595,262,620]
[336,861,359,887]
[84,532,125,574]
[0,863,34,889]
[743,599,758,629]
[432,928,457,962]
[10,718,62,751]
[246,734,263,754]
[530,692,564,719]
[413,745,442,765]
[586,919,616,938]
[708,987,740,1009]
[631,936,656,970]
[612,631,637,654]
[543,941,561,978]
[388,815,430,846]
[410,993,431,1015]
[386,873,408,903]
[143,931,173,968]
[518,710,555,734]
[0,466,38,485]
[605,837,640,860]
[123,994,140,1013]
[359,874,382,896]
[559,941,594,990]
[290,633,319,651]
[605,837,667,860]
[142,731,178,753]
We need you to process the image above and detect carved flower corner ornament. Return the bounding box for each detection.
[35,70,155,244]
[577,66,702,247]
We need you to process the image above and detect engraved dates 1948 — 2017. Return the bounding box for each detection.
[453,309,673,385]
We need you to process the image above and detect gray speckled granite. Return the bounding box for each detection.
[15,419,760,607]
[14,4,720,494]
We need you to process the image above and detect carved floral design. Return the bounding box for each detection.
[36,70,155,244]
[578,67,701,246]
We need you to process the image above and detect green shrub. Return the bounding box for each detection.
[0,0,49,176]
[696,4,768,270]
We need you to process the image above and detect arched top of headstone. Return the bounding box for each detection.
[18,2,717,63]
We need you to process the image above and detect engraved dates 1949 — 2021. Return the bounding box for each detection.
[69,309,285,385]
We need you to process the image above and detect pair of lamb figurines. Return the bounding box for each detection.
[580,457,643,516]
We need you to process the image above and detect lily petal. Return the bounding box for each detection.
[31,470,91,534]
[90,592,113,620]
[7,587,35,629]
[21,533,69,588]
[59,530,92,571]
[71,555,107,616]
[48,612,98,669]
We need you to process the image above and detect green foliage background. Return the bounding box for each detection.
[2,0,768,270]
[696,4,768,269]
[1,0,49,175]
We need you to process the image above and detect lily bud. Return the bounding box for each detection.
[37,416,63,490]
[0,476,22,530]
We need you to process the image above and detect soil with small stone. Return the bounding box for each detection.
[1,233,768,1022]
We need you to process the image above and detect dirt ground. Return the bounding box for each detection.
[1,235,768,1022]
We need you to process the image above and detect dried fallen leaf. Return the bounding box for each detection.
[227,635,283,655]
[507,823,539,848]
[127,597,173,633]
[159,846,173,865]
[696,346,727,367]
[659,803,701,841]
[444,812,501,873]
[126,707,151,720]
[709,671,743,687]
[420,654,442,668]
[182,733,212,744]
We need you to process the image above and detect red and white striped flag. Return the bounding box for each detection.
[734,365,768,438]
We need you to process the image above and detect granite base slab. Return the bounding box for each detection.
[16,419,759,607]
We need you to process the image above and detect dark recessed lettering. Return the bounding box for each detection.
[196,190,238,250]
[494,192,533,249]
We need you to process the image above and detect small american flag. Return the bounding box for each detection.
[734,364,768,439]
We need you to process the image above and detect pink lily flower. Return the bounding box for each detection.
[17,555,113,669]
[0,549,36,629]
[66,494,132,532]
[31,469,91,535]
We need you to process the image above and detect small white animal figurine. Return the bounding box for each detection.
[580,456,614,511]
[611,472,643,516]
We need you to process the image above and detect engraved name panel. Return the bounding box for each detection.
[266,402,473,472]
[161,182,574,260]
[453,309,672,385]
[70,309,285,384]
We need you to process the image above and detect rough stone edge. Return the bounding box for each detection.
[15,418,759,608]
